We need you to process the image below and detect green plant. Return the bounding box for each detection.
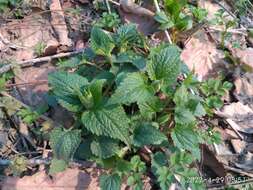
[212,9,238,49]
[47,24,232,189]
[34,42,46,57]
[18,105,49,125]
[0,0,21,12]
[96,12,121,30]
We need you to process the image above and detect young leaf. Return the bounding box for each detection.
[114,24,144,49]
[138,96,164,120]
[48,72,89,112]
[90,136,119,159]
[110,72,154,105]
[174,106,196,124]
[90,26,115,56]
[133,124,167,147]
[171,124,200,160]
[147,45,181,84]
[81,105,131,145]
[50,127,81,161]
[99,173,121,190]
[49,158,68,175]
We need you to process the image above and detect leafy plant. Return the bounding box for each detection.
[212,9,238,49]
[0,0,21,12]
[34,42,46,57]
[96,12,121,30]
[47,24,232,189]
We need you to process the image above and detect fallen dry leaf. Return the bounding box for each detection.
[15,63,55,107]
[119,0,158,35]
[232,48,253,69]
[234,73,253,109]
[219,102,253,134]
[231,139,246,154]
[50,0,73,49]
[2,168,101,190]
[200,144,226,184]
[0,15,59,61]
[181,30,226,80]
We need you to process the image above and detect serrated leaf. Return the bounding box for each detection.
[173,85,188,106]
[114,24,144,49]
[49,158,67,175]
[110,72,154,104]
[90,136,119,158]
[90,26,115,56]
[147,45,181,84]
[99,173,121,190]
[48,72,89,112]
[174,106,196,124]
[50,127,81,161]
[138,96,164,119]
[171,124,200,160]
[133,124,167,147]
[81,105,130,145]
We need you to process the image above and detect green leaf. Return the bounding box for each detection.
[110,72,154,104]
[133,124,167,147]
[173,85,188,106]
[99,173,121,190]
[114,24,144,49]
[90,136,119,158]
[50,127,81,161]
[81,105,131,145]
[48,72,89,112]
[147,45,181,84]
[90,26,115,56]
[154,11,174,30]
[174,107,196,124]
[49,158,68,175]
[138,96,164,119]
[171,124,200,160]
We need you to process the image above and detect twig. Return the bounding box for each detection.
[6,80,48,88]
[105,0,112,13]
[207,27,248,36]
[213,0,237,19]
[109,0,120,6]
[226,119,244,140]
[224,165,253,178]
[0,49,85,74]
[153,0,172,44]
[0,158,100,169]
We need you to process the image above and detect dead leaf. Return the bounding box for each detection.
[50,0,73,49]
[231,139,246,154]
[0,15,59,61]
[119,0,158,35]
[235,152,253,172]
[2,168,101,190]
[2,168,151,190]
[200,144,226,184]
[219,102,253,134]
[181,30,226,80]
[198,0,233,21]
[232,48,253,69]
[15,63,55,107]
[234,73,253,109]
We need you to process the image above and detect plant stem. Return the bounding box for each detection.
[104,0,112,14]
[153,0,173,44]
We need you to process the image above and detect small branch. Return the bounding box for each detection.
[0,158,100,169]
[105,0,112,13]
[0,49,85,74]
[153,0,172,44]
